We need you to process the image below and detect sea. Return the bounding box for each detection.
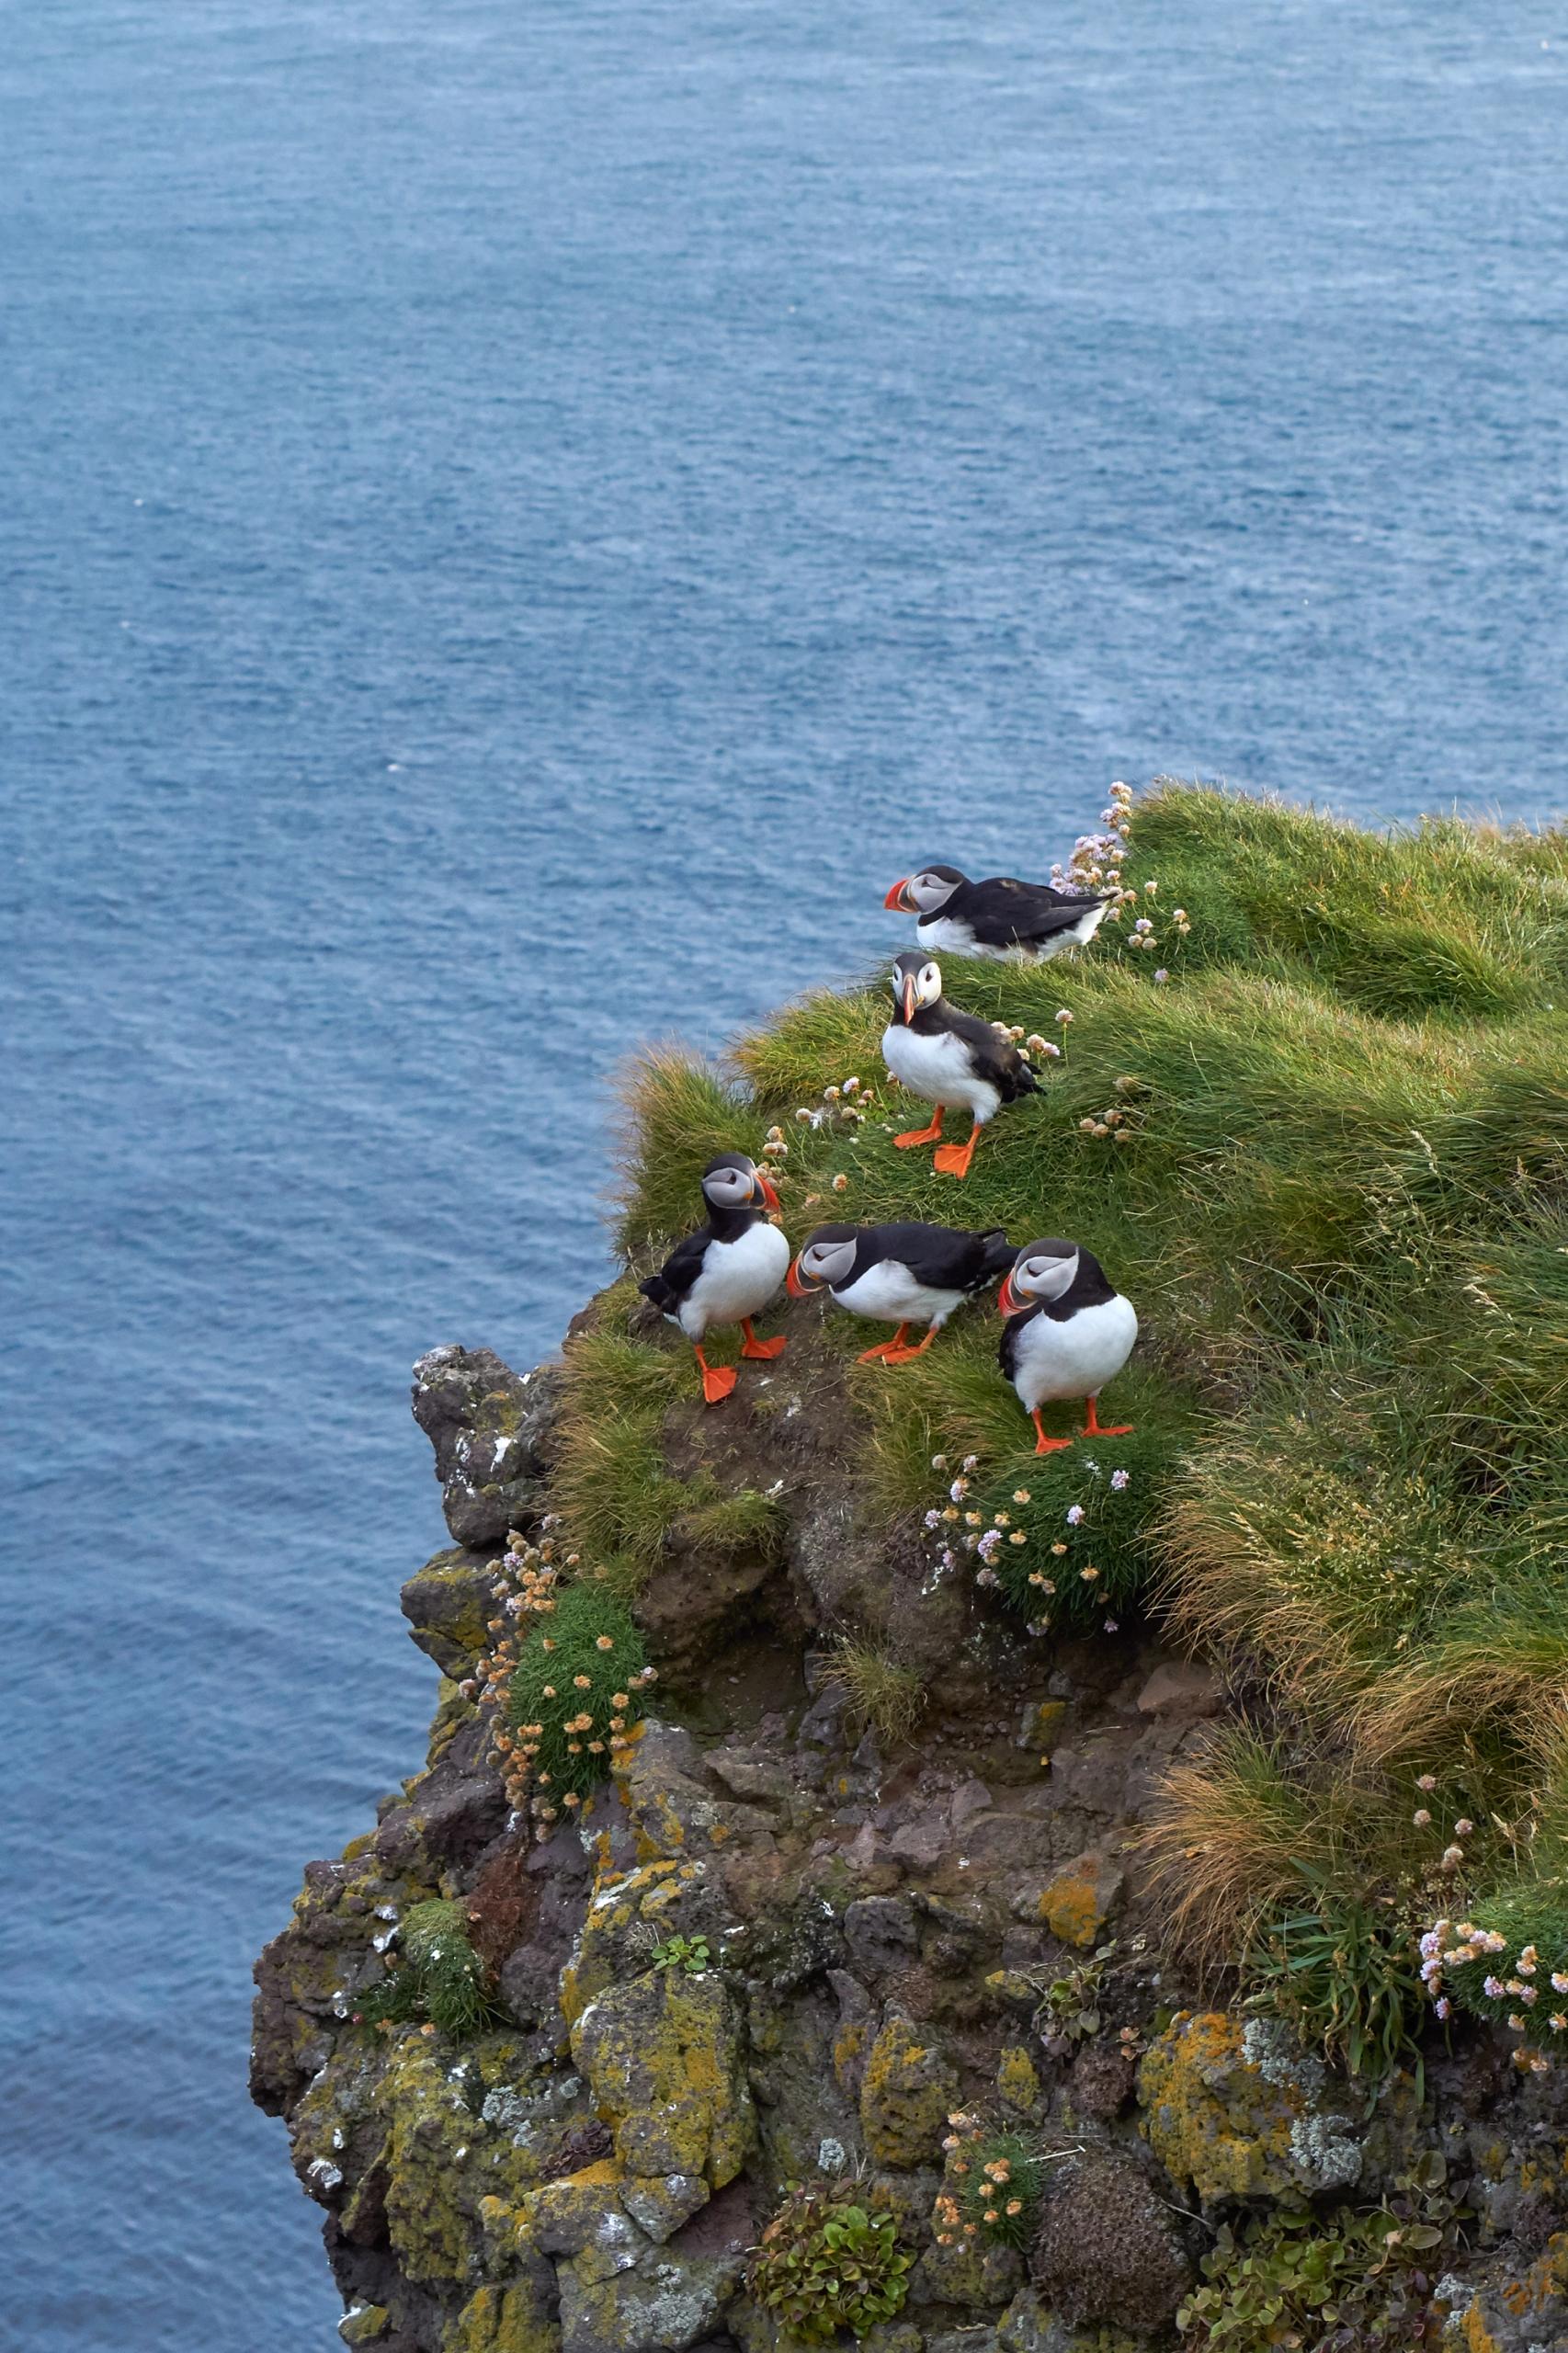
[2,2,1564,2344]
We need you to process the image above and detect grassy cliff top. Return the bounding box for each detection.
[585,780,1568,2066]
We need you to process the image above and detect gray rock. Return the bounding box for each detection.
[556,2181,755,2353]
[1135,1658,1223,1719]
[410,1345,561,1547]
[949,1779,994,1835]
[705,1746,795,1804]
[845,1896,919,1977]
[621,2174,710,2245]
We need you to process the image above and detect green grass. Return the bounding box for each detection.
[358,1899,504,2040]
[539,779,1568,2064]
[819,1640,928,1745]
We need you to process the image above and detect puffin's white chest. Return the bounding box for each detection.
[1008,1295,1138,1408]
[676,1221,790,1337]
[881,1023,1000,1118]
[834,1260,963,1327]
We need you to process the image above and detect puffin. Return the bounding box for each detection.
[884,866,1111,961]
[786,1221,1015,1362]
[997,1237,1137,1453]
[881,951,1038,1178]
[639,1154,790,1404]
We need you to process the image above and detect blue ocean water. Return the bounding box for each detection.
[2,1,1565,2343]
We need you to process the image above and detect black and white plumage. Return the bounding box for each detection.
[787,1221,1015,1363]
[881,952,1038,1178]
[640,1153,790,1404]
[997,1238,1138,1453]
[884,865,1111,961]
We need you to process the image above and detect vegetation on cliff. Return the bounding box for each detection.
[253,780,1568,2353]
[597,781,1568,2072]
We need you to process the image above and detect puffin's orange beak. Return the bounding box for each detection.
[755,1172,780,1211]
[786,1255,811,1297]
[997,1271,1019,1315]
[901,974,917,1022]
[884,878,914,911]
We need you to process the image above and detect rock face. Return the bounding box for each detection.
[252,1339,1567,2352]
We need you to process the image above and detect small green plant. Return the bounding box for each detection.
[651,1933,711,1975]
[1176,2163,1463,2348]
[935,2115,1062,2249]
[1244,1863,1427,2097]
[938,1402,1187,1640]
[1423,1876,1568,2071]
[506,1577,653,1816]
[744,2178,914,2343]
[1035,1942,1118,2049]
[819,1641,926,1745]
[357,1900,502,2039]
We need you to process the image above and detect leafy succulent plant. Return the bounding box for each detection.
[744,2179,913,2344]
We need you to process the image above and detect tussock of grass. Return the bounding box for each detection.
[569,781,1566,2054]
[1140,1728,1336,1969]
[820,1641,927,1746]
[676,1485,789,1560]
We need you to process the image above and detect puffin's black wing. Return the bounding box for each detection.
[999,1301,1043,1382]
[957,876,1107,948]
[938,1004,1040,1103]
[862,1222,1016,1293]
[640,1224,713,1313]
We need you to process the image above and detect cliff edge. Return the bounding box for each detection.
[253,785,1568,2353]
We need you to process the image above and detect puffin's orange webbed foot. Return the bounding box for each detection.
[881,1325,939,1364]
[1082,1397,1132,1438]
[933,1123,982,1178]
[1031,1409,1072,1454]
[740,1318,787,1361]
[694,1347,737,1404]
[894,1110,945,1149]
[858,1322,913,1364]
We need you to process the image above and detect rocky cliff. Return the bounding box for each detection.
[252,788,1568,2353]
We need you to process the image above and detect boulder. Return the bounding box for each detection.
[570,1970,756,2188]
[1012,1852,1123,1949]
[860,2016,960,2169]
[845,1896,919,1979]
[411,1347,560,1548]
[400,1552,494,1678]
[554,2179,753,2353]
[1138,2010,1364,2207]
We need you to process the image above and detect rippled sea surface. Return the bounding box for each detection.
[3,1,1565,2342]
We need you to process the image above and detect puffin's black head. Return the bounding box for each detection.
[997,1238,1080,1316]
[889,950,942,1025]
[883,864,967,915]
[700,1153,779,1214]
[787,1222,859,1295]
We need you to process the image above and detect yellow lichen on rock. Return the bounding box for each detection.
[569,1969,754,2188]
[445,2281,561,2353]
[860,2015,960,2168]
[1137,2010,1362,2206]
[996,2044,1041,2116]
[1028,1851,1123,1948]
